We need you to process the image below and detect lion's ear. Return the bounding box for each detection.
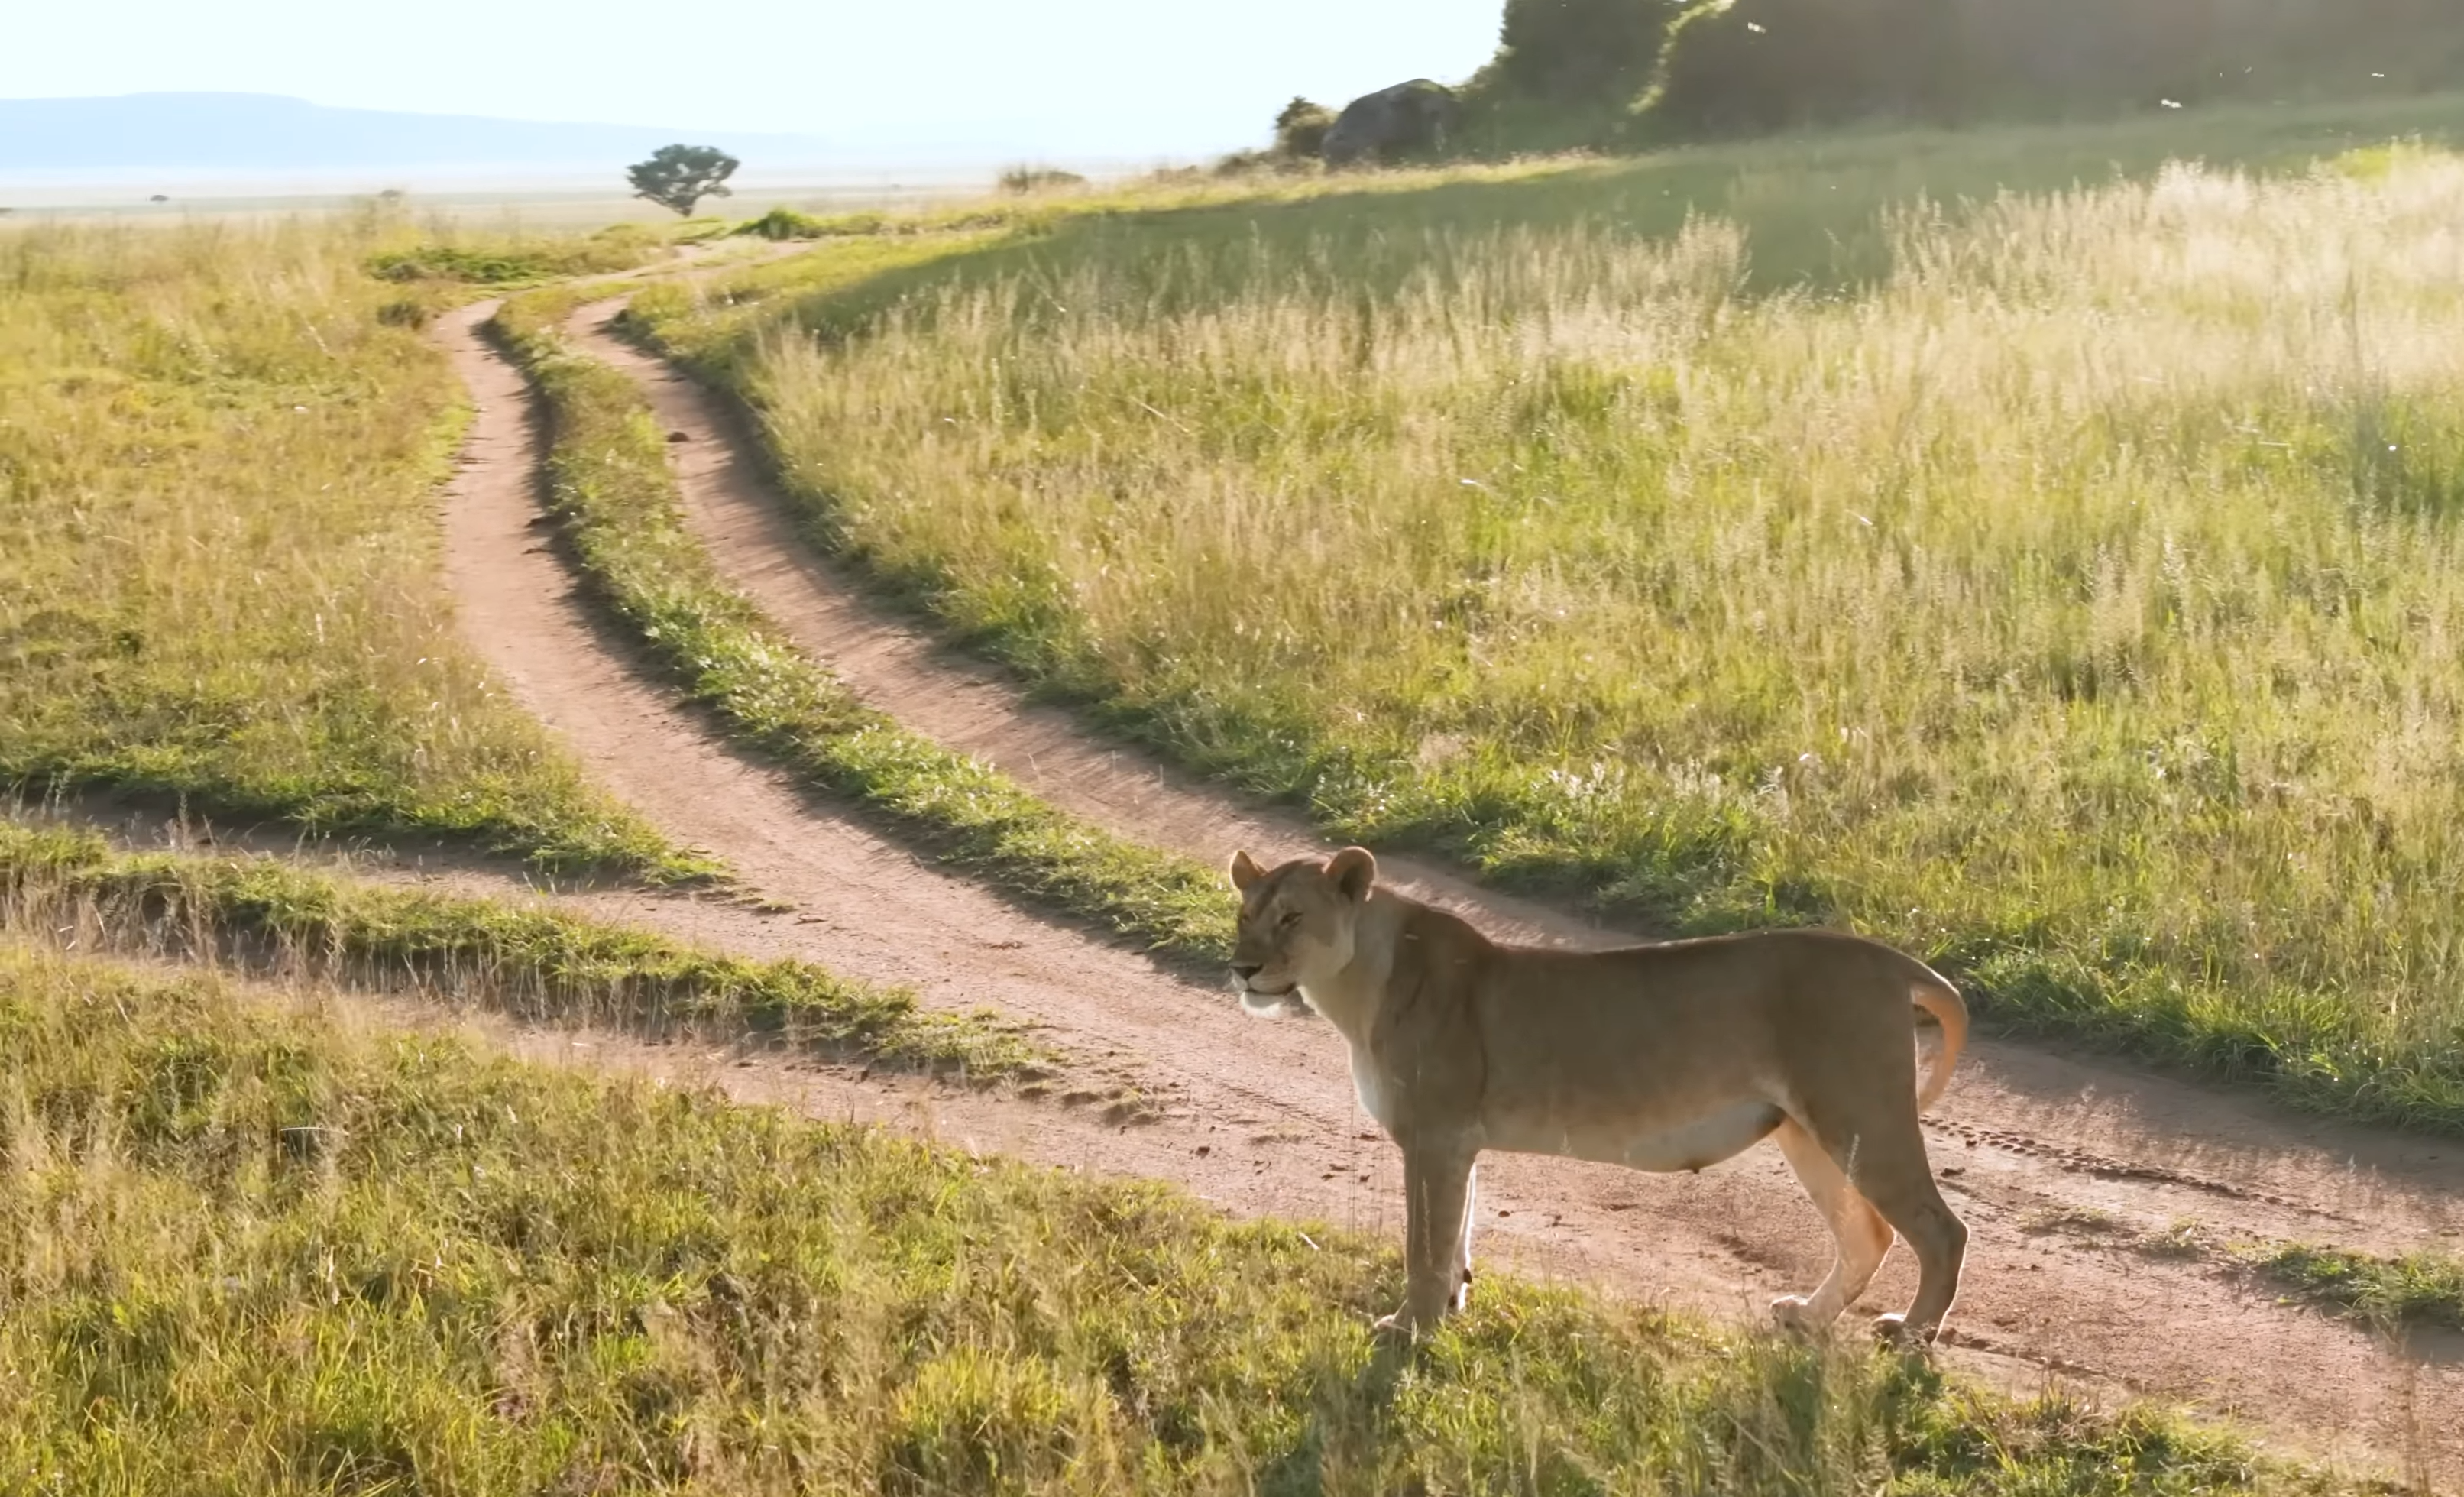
[1229,850,1267,891]
[1327,846,1378,902]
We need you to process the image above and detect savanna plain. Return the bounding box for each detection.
[6,97,2464,1494]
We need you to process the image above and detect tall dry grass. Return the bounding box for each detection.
[741,151,2464,1127]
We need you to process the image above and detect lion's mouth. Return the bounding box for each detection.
[1235,979,1305,1016]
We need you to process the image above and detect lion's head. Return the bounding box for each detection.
[1226,846,1378,1016]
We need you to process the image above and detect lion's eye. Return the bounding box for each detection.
[1278,910,1302,929]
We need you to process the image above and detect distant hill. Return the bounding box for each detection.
[0,92,845,177]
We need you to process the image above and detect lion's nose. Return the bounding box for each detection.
[1232,963,1264,983]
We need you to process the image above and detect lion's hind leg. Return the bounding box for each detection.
[1769,1119,1896,1334]
[1831,1113,1967,1346]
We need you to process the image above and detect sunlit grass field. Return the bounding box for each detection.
[0,213,691,876]
[0,943,2335,1495]
[3,105,2460,1493]
[636,111,2464,1130]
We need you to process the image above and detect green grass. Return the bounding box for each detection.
[365,220,678,288]
[0,818,1028,1079]
[0,214,701,881]
[481,283,1234,964]
[2241,1241,2464,1333]
[663,91,2464,332]
[0,943,2362,1495]
[2018,1208,2464,1333]
[627,115,2464,1135]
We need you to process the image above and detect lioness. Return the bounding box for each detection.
[1229,846,1970,1343]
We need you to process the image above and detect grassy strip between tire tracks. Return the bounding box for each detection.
[0,818,1033,1080]
[0,942,2368,1495]
[484,286,1235,966]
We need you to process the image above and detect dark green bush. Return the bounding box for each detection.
[1494,0,1689,103]
[733,206,895,241]
[996,166,1089,194]
[1273,96,1339,157]
[1650,0,2464,134]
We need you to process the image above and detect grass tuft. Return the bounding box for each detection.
[2240,1241,2464,1333]
[2021,1204,2464,1333]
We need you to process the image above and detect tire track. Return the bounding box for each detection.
[569,296,2461,1239]
[409,294,2463,1483]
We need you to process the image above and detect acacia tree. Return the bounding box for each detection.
[626,144,740,217]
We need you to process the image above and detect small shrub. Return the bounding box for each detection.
[737,207,824,240]
[734,206,897,241]
[997,166,1090,194]
[1212,148,1282,177]
[1273,96,1338,157]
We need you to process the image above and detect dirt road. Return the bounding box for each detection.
[407,294,2464,1483]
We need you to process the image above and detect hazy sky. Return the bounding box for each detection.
[4,0,1506,157]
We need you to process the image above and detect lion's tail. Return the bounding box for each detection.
[1910,970,1968,1113]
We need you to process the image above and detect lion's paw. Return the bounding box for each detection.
[1870,1314,1938,1352]
[1769,1294,1820,1336]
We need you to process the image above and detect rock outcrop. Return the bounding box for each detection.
[1322,79,1459,167]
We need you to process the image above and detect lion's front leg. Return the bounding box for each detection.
[1453,1162,1478,1312]
[1378,1142,1477,1338]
